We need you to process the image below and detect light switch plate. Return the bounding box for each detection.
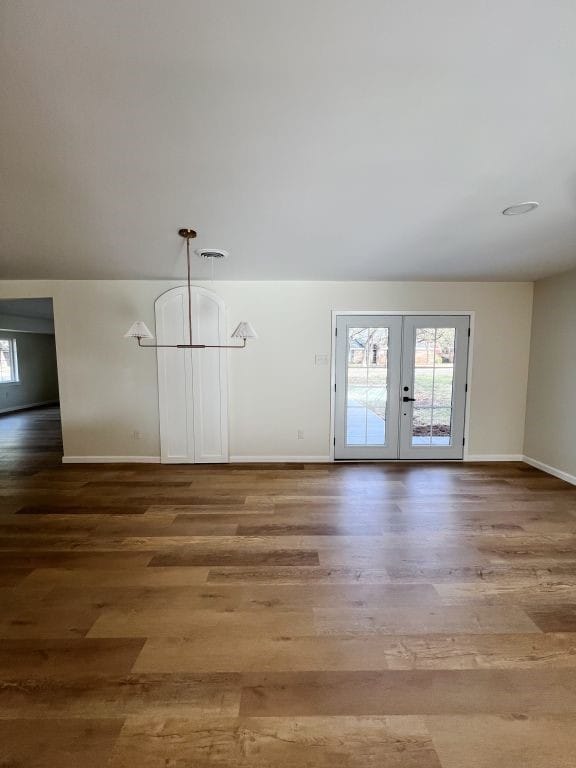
[315,353,329,366]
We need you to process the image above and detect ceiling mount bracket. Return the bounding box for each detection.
[178,228,197,239]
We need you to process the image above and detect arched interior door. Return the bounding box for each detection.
[156,286,229,463]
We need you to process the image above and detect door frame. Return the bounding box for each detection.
[329,310,475,462]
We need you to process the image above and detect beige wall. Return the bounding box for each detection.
[0,280,533,460]
[0,330,59,412]
[524,267,576,477]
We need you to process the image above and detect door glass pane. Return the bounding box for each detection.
[411,327,455,446]
[346,327,388,445]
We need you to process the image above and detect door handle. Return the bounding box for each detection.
[402,396,416,402]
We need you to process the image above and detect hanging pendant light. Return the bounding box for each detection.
[124,229,257,350]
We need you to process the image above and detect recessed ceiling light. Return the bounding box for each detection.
[502,201,540,216]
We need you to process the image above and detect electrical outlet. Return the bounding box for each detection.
[132,430,144,440]
[297,429,305,440]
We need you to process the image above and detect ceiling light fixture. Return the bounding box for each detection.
[502,201,540,216]
[124,229,257,350]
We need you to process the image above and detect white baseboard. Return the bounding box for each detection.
[465,454,524,462]
[523,456,576,486]
[0,399,59,415]
[229,455,331,463]
[62,456,161,464]
[63,455,330,464]
[62,453,527,466]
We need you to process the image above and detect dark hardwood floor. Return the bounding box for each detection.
[2,406,576,765]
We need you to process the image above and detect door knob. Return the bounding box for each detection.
[402,396,416,402]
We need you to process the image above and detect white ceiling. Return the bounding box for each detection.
[1,1,576,281]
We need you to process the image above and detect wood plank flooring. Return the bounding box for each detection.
[2,407,576,765]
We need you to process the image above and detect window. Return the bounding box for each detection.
[0,339,19,383]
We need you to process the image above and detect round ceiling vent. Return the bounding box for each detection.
[195,248,229,259]
[502,201,540,216]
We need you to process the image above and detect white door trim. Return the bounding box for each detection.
[329,310,475,462]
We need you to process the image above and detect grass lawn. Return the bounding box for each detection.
[347,366,454,428]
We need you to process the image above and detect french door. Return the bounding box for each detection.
[334,314,470,460]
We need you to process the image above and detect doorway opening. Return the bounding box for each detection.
[0,298,62,466]
[333,313,471,460]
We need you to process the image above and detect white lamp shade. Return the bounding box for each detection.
[124,321,154,339]
[231,321,257,340]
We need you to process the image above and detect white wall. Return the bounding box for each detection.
[0,280,533,461]
[524,267,576,480]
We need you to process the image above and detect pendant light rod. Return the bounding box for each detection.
[178,228,195,346]
[124,229,257,350]
[136,337,247,349]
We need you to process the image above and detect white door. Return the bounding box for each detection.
[156,286,229,463]
[334,315,403,459]
[399,315,470,460]
[334,314,469,460]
